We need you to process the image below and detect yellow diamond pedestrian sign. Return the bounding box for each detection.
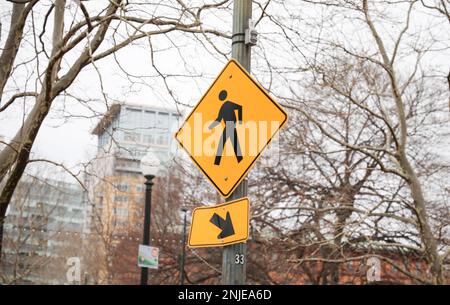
[175,59,288,197]
[188,197,249,248]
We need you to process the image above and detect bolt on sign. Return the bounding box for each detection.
[188,198,249,248]
[175,59,288,198]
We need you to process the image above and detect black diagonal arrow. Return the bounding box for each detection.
[210,211,235,239]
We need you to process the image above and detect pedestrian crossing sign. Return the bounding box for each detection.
[175,59,288,197]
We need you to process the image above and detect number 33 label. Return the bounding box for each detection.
[235,254,244,265]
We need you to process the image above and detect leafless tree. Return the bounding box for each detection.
[0,0,231,255]
[248,0,449,284]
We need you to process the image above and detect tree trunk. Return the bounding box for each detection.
[399,153,443,284]
[0,2,37,184]
[363,0,443,284]
[0,0,66,259]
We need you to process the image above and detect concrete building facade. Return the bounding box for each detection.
[83,103,181,283]
[1,177,85,284]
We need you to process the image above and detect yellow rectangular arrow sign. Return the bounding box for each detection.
[188,197,250,248]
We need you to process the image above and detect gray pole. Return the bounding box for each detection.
[222,0,252,285]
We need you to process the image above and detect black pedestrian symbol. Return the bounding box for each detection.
[208,90,243,165]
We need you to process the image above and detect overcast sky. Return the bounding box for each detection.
[0,0,234,176]
[0,0,448,180]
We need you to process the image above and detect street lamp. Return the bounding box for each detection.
[140,151,161,285]
[179,207,188,285]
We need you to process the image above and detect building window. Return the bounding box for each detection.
[122,108,143,143]
[114,183,129,192]
[124,108,142,126]
[132,148,147,160]
[143,111,156,127]
[124,132,140,142]
[114,195,128,203]
[143,134,154,144]
[157,134,168,146]
[170,114,180,131]
[116,159,139,169]
[157,112,169,129]
[113,208,128,217]
[142,111,156,144]
[98,132,109,149]
[113,219,127,227]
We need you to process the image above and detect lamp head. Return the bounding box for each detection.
[141,151,161,177]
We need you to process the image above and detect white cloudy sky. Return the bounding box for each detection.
[0,0,234,176]
[0,0,449,179]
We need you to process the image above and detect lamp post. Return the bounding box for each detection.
[140,152,161,285]
[180,207,188,285]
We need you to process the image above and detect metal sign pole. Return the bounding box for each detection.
[222,1,253,285]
